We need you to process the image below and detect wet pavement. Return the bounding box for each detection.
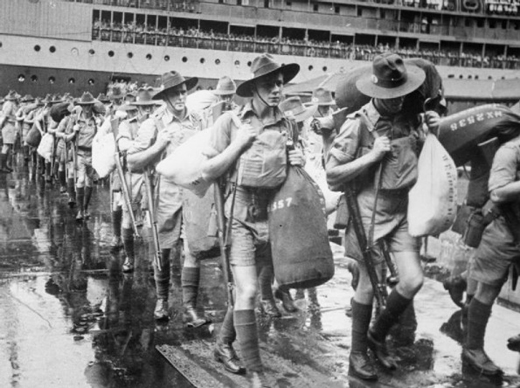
[0,157,519,388]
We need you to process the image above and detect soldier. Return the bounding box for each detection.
[0,91,20,173]
[73,92,103,221]
[326,53,439,381]
[462,132,520,376]
[202,53,304,387]
[116,87,157,273]
[126,71,211,328]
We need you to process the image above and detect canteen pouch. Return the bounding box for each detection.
[334,194,349,229]
[463,210,486,248]
[237,129,288,189]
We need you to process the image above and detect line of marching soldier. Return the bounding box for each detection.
[2,50,519,388]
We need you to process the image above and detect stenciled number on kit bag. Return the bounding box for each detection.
[269,197,293,213]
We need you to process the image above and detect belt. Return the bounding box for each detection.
[78,146,92,152]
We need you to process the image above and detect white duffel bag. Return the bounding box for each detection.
[408,134,458,237]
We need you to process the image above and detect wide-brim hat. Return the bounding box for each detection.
[236,53,300,98]
[152,71,198,100]
[131,87,157,106]
[109,87,126,101]
[356,53,425,100]
[96,93,110,103]
[76,92,96,105]
[279,96,318,123]
[118,103,138,112]
[21,94,35,103]
[213,76,237,96]
[5,90,18,101]
[306,87,335,107]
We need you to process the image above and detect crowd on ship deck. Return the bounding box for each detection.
[69,0,520,16]
[91,21,520,70]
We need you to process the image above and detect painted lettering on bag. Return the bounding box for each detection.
[449,109,503,132]
[268,197,293,212]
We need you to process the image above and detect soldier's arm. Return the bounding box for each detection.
[325,120,388,188]
[201,113,256,181]
[126,120,168,172]
[489,145,520,204]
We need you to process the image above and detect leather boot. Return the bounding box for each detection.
[0,154,11,173]
[348,351,377,381]
[259,298,281,318]
[462,347,502,375]
[154,298,169,321]
[214,342,245,374]
[182,267,211,328]
[274,288,298,313]
[367,330,397,370]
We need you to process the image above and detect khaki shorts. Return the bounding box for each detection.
[469,217,520,287]
[2,123,16,144]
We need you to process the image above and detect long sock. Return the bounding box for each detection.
[234,310,263,373]
[466,298,492,349]
[371,289,412,342]
[154,249,171,300]
[67,178,76,202]
[0,154,7,171]
[182,267,200,307]
[351,300,373,353]
[122,228,134,263]
[76,187,85,213]
[58,170,66,188]
[257,263,274,301]
[84,186,93,210]
[218,307,236,345]
[112,208,122,239]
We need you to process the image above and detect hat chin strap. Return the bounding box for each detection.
[252,85,276,115]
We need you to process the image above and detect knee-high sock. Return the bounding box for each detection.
[257,263,274,301]
[112,208,122,239]
[182,267,200,307]
[122,228,134,262]
[466,298,492,349]
[235,310,263,372]
[351,300,373,353]
[218,307,236,345]
[371,289,412,342]
[84,186,93,210]
[154,249,171,300]
[76,187,85,213]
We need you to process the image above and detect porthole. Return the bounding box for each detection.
[34,45,41,52]
[18,75,25,82]
[69,78,75,84]
[71,47,79,56]
[323,66,328,72]
[146,54,152,60]
[308,65,314,71]
[108,50,114,57]
[164,55,170,61]
[247,61,252,67]
[31,75,38,82]
[127,52,133,58]
[0,42,3,48]
[50,46,56,53]
[89,49,95,55]
[200,58,205,64]
[88,79,95,85]
[49,76,55,84]
[215,59,221,65]
[234,60,240,67]
[182,56,188,63]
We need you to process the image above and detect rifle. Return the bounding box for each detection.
[110,118,140,238]
[344,185,387,311]
[213,178,237,307]
[143,168,162,272]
